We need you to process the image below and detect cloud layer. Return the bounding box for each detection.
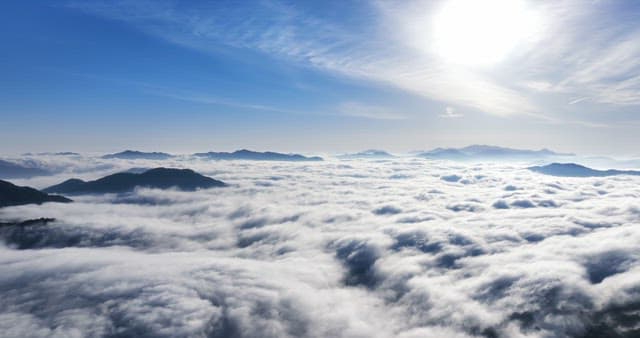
[2,155,640,337]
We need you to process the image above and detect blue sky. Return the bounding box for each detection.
[2,0,640,155]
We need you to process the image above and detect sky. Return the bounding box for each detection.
[1,0,640,155]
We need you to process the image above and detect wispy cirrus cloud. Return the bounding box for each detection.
[66,0,640,123]
[519,1,640,107]
[339,101,406,120]
[64,0,538,118]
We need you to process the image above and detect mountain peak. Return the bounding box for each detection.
[528,163,640,177]
[102,150,174,160]
[0,180,71,208]
[338,149,394,159]
[418,145,571,161]
[43,167,226,195]
[194,150,323,162]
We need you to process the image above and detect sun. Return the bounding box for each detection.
[431,0,540,67]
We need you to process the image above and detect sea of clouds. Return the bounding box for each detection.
[1,155,640,338]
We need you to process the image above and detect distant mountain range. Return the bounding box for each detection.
[23,152,80,156]
[53,152,80,156]
[417,145,572,161]
[102,150,175,160]
[338,150,394,159]
[194,149,323,161]
[528,163,640,177]
[0,180,71,208]
[43,168,226,194]
[0,159,51,179]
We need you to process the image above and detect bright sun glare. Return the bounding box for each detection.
[432,0,540,67]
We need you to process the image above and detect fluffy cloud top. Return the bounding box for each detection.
[1,155,640,337]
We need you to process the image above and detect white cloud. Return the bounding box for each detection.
[339,102,406,120]
[62,0,640,126]
[440,106,463,118]
[522,81,554,92]
[2,155,640,336]
[66,0,538,118]
[568,97,588,105]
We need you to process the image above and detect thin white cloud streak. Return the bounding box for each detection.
[60,73,405,121]
[147,87,406,121]
[568,97,588,105]
[141,86,314,116]
[339,102,406,120]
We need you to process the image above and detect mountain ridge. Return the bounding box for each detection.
[102,150,174,160]
[338,150,394,159]
[194,149,323,161]
[44,168,226,194]
[0,180,71,208]
[528,163,640,177]
[417,145,573,161]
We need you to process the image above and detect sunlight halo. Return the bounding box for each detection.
[431,0,541,67]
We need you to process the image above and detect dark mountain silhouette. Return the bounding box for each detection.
[0,159,51,179]
[528,163,640,177]
[338,150,394,159]
[102,150,174,160]
[23,152,80,156]
[418,145,571,161]
[45,179,86,193]
[194,149,323,161]
[0,180,71,208]
[0,218,56,227]
[43,168,226,194]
